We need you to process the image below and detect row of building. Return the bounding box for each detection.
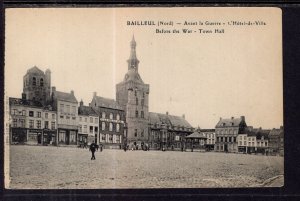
[7,36,284,155]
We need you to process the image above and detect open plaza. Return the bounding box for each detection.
[7,145,284,189]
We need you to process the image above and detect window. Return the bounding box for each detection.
[102,122,106,130]
[216,137,219,142]
[225,137,227,142]
[233,137,236,142]
[45,113,48,119]
[109,123,113,131]
[116,124,120,132]
[60,104,64,113]
[102,112,106,119]
[13,119,18,127]
[90,117,93,123]
[79,125,82,132]
[83,125,87,133]
[37,112,41,118]
[136,98,138,105]
[40,78,44,86]
[134,129,137,137]
[66,105,70,113]
[265,142,268,146]
[52,114,55,119]
[70,131,76,143]
[90,126,93,133]
[95,118,98,123]
[109,135,113,142]
[109,113,113,120]
[143,92,145,98]
[59,131,66,142]
[229,137,232,142]
[135,110,138,118]
[51,122,55,129]
[141,111,144,118]
[116,114,120,120]
[19,119,25,127]
[60,115,64,119]
[244,141,246,146]
[29,120,34,128]
[44,121,49,129]
[66,116,70,120]
[29,111,34,117]
[134,90,137,96]
[11,109,17,115]
[102,134,106,141]
[33,77,36,86]
[94,127,98,133]
[22,110,26,116]
[36,120,41,129]
[79,117,82,121]
[72,106,76,114]
[72,117,76,120]
[221,137,223,142]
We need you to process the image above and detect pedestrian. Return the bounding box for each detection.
[100,144,103,152]
[90,141,96,160]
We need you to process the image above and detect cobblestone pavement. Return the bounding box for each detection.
[7,145,284,189]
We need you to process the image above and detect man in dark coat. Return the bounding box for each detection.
[90,141,96,160]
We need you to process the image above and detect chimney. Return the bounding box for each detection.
[166,111,169,115]
[241,116,245,121]
[80,100,83,107]
[71,90,74,95]
[93,92,97,97]
[231,116,234,120]
[21,93,26,100]
[182,114,185,119]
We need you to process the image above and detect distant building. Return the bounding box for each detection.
[215,116,247,153]
[200,129,215,151]
[148,112,193,150]
[78,100,99,145]
[91,93,125,149]
[51,87,78,146]
[268,126,284,156]
[116,36,150,147]
[22,66,51,106]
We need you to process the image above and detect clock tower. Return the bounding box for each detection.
[116,36,150,146]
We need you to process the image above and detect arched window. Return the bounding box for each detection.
[102,122,106,130]
[136,98,138,105]
[102,112,106,119]
[116,123,120,132]
[109,113,113,119]
[109,123,113,131]
[40,78,44,86]
[135,110,138,118]
[116,114,120,120]
[32,77,36,86]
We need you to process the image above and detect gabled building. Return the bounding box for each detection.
[51,87,78,146]
[148,112,193,150]
[78,101,99,145]
[91,93,125,149]
[269,126,284,156]
[215,116,247,153]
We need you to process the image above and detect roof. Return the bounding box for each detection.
[269,127,284,138]
[93,96,123,110]
[149,112,192,128]
[78,106,98,116]
[53,91,77,103]
[26,66,44,75]
[9,97,43,108]
[246,128,270,139]
[215,116,245,128]
[186,131,207,139]
[200,129,215,132]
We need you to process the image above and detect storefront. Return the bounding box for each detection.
[43,129,57,146]
[11,128,27,144]
[27,129,43,145]
[78,133,88,145]
[58,128,77,145]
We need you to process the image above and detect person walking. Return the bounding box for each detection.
[90,141,96,160]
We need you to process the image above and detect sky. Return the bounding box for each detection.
[5,7,283,129]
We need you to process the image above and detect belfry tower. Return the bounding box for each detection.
[116,36,150,145]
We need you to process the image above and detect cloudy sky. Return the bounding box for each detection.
[5,7,282,129]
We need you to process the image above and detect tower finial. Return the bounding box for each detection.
[128,35,139,71]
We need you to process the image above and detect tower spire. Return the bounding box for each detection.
[127,35,139,71]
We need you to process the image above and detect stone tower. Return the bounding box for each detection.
[116,36,150,145]
[23,66,51,106]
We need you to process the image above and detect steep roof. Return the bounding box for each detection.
[269,128,284,138]
[78,106,97,116]
[246,128,271,139]
[186,131,207,139]
[215,116,245,128]
[53,91,77,103]
[149,112,192,128]
[9,97,43,108]
[93,96,123,110]
[26,66,44,75]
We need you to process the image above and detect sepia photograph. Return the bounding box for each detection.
[4,7,283,189]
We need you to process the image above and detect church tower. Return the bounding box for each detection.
[116,36,150,146]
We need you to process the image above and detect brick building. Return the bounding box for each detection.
[215,116,247,153]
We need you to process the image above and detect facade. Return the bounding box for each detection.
[91,93,125,149]
[148,112,193,150]
[200,129,215,151]
[268,126,284,156]
[9,97,57,145]
[215,116,247,153]
[51,87,78,146]
[23,66,51,106]
[237,134,248,153]
[78,101,99,145]
[116,36,150,147]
